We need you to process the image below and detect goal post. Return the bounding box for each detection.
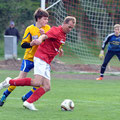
[41,0,46,9]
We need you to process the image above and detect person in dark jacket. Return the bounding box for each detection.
[5,21,20,44]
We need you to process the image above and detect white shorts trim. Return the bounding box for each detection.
[34,57,51,80]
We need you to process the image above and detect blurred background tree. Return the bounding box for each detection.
[0,0,40,39]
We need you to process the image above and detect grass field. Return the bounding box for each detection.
[0,70,120,120]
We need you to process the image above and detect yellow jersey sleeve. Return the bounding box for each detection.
[21,27,31,45]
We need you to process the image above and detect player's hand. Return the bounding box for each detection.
[30,39,41,46]
[33,39,41,45]
[30,40,36,46]
[59,49,64,57]
[39,28,45,35]
[99,50,104,60]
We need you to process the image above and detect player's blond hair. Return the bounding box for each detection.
[34,8,49,21]
[63,16,76,26]
[114,24,120,28]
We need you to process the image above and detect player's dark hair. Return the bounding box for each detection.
[34,8,49,22]
[64,16,76,25]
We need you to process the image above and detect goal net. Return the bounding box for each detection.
[46,0,120,68]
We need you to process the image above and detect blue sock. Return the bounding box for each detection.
[24,87,37,99]
[0,89,11,102]
[3,89,11,97]
[100,66,106,77]
[1,95,6,102]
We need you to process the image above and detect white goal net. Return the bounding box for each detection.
[46,0,120,68]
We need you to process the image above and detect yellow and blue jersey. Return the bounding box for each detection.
[21,24,50,62]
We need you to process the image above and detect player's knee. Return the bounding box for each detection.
[44,85,51,92]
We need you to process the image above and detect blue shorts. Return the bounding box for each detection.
[20,59,34,72]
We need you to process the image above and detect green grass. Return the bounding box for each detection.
[0,70,120,120]
[0,40,25,60]
[17,42,26,58]
[0,39,4,60]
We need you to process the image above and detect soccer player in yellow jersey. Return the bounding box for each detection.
[0,8,50,106]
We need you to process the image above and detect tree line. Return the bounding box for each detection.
[0,0,40,39]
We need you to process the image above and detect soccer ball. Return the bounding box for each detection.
[61,99,74,111]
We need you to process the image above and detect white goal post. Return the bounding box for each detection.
[41,0,61,10]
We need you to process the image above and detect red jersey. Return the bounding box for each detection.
[34,25,66,64]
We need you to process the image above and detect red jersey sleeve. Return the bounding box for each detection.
[45,26,59,39]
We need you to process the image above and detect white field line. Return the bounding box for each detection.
[1,96,120,105]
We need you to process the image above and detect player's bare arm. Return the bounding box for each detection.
[23,28,47,47]
[30,34,48,46]
[59,49,64,57]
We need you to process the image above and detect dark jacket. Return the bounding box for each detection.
[5,27,20,43]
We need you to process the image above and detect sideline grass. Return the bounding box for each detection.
[0,70,120,120]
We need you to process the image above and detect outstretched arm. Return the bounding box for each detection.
[59,49,64,57]
[30,34,48,46]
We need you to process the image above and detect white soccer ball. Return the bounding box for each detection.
[61,99,74,111]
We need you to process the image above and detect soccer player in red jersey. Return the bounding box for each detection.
[0,16,76,111]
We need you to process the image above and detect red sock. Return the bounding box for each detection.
[27,87,45,103]
[9,78,31,86]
